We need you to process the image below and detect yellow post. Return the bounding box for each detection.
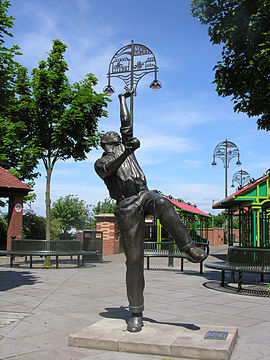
[257,209,260,247]
[157,219,161,251]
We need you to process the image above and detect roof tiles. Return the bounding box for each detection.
[0,166,31,191]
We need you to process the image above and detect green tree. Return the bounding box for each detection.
[0,1,40,181]
[50,218,63,240]
[191,0,270,131]
[0,0,20,110]
[31,40,109,240]
[22,210,46,239]
[211,211,239,229]
[213,212,226,228]
[51,195,91,236]
[91,197,116,215]
[0,212,8,250]
[14,39,108,240]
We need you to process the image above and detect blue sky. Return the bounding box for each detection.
[7,0,270,215]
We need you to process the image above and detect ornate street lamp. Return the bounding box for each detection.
[103,40,161,132]
[231,170,251,189]
[211,140,241,244]
[211,139,241,198]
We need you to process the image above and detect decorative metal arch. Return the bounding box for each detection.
[232,170,251,188]
[106,41,159,94]
[212,140,241,168]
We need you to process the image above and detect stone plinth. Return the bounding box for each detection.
[69,318,238,360]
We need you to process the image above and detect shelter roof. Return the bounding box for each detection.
[167,198,210,218]
[213,170,270,210]
[0,167,31,195]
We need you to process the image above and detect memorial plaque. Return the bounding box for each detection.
[205,330,229,340]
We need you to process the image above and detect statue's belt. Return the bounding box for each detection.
[116,189,148,207]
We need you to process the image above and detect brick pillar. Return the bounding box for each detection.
[95,214,120,256]
[7,194,24,250]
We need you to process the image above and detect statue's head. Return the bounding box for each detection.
[101,131,121,152]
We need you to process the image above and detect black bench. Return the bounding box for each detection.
[144,241,209,274]
[0,239,97,268]
[205,246,270,291]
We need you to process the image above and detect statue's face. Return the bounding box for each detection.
[105,132,121,145]
[102,132,121,153]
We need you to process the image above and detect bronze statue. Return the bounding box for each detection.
[95,89,207,333]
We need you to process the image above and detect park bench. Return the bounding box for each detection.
[144,240,209,274]
[0,239,97,268]
[205,246,270,291]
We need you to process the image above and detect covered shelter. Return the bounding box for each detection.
[213,169,270,247]
[0,166,32,250]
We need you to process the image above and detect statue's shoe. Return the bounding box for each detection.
[185,247,208,263]
[127,314,143,332]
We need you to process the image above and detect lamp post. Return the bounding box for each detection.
[211,140,241,244]
[211,140,241,198]
[231,170,251,189]
[103,40,161,133]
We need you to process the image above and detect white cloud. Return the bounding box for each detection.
[181,159,204,168]
[139,134,192,152]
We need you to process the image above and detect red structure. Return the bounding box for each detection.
[0,167,32,250]
[95,214,121,256]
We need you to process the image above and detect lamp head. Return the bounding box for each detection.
[211,161,217,167]
[103,85,115,95]
[236,160,241,166]
[150,79,162,90]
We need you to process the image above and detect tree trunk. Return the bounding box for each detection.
[45,165,53,240]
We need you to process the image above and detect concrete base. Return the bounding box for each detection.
[69,318,238,360]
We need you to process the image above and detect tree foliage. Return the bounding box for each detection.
[91,197,117,215]
[30,40,108,163]
[22,210,46,239]
[0,37,109,239]
[51,195,91,234]
[0,4,109,238]
[30,40,109,240]
[22,210,62,240]
[0,212,8,249]
[0,0,40,181]
[88,197,116,229]
[0,0,20,109]
[211,211,239,228]
[191,0,270,131]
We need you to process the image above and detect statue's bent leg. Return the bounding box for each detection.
[145,192,193,250]
[145,192,207,263]
[115,202,145,314]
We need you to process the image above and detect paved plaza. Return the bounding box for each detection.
[0,245,270,360]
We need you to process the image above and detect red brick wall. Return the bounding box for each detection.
[94,213,240,255]
[7,194,24,250]
[201,228,239,246]
[95,214,120,256]
[207,228,225,246]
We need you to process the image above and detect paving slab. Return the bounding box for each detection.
[69,318,238,360]
[1,248,270,359]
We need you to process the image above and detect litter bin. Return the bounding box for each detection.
[82,230,103,261]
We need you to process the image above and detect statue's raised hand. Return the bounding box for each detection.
[125,137,140,154]
[121,86,135,98]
